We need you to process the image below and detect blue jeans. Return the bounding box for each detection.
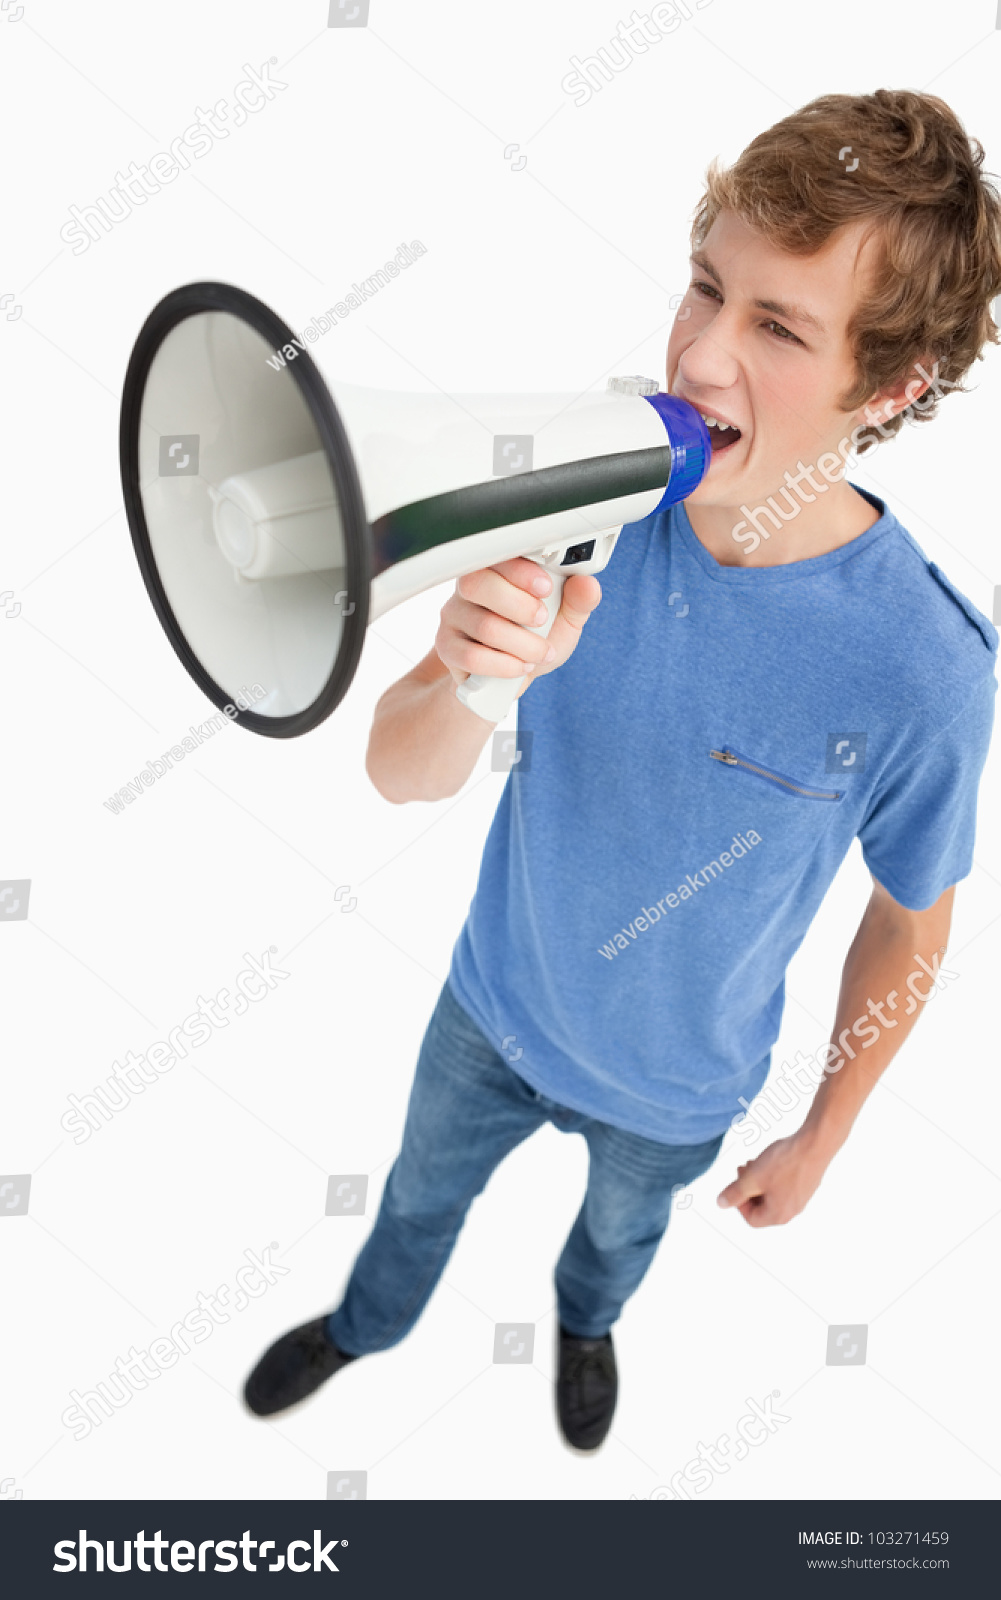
[326,978,725,1353]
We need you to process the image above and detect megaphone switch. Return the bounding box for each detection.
[120,283,710,737]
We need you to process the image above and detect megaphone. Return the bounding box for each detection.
[119,281,711,736]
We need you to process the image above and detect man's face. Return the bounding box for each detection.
[666,210,882,511]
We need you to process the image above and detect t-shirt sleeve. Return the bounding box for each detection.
[857,672,998,910]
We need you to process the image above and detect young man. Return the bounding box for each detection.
[245,89,1001,1453]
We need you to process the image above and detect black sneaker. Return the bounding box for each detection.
[555,1323,618,1451]
[243,1317,359,1417]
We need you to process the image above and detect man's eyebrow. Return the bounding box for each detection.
[688,252,828,336]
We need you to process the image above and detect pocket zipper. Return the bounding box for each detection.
[709,746,844,802]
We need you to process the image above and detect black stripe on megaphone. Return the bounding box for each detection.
[370,445,673,576]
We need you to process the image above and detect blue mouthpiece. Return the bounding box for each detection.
[643,393,711,508]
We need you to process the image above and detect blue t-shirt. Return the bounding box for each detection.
[447,488,998,1145]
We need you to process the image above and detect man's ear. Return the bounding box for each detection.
[865,357,936,423]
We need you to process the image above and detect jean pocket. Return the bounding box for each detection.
[434,979,518,1086]
[674,1131,726,1186]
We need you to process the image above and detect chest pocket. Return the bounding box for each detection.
[707,742,847,866]
[709,746,844,802]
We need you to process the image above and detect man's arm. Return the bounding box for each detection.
[716,876,956,1227]
[365,559,600,803]
[364,645,496,804]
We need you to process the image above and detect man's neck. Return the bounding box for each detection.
[685,479,881,569]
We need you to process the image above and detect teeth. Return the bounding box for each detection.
[700,412,735,431]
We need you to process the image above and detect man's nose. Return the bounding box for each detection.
[675,317,741,392]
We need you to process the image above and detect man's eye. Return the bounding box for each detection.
[687,285,804,345]
[764,319,801,344]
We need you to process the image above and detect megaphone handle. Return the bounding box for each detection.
[455,554,564,724]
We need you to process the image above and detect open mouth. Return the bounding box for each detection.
[699,411,743,454]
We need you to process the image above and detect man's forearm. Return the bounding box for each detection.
[717,880,958,1225]
[365,655,497,803]
[798,880,956,1161]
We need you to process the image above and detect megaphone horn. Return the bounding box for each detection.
[120,282,710,737]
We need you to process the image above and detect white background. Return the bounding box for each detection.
[1,0,1000,1504]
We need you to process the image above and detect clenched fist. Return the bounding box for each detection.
[435,556,602,700]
